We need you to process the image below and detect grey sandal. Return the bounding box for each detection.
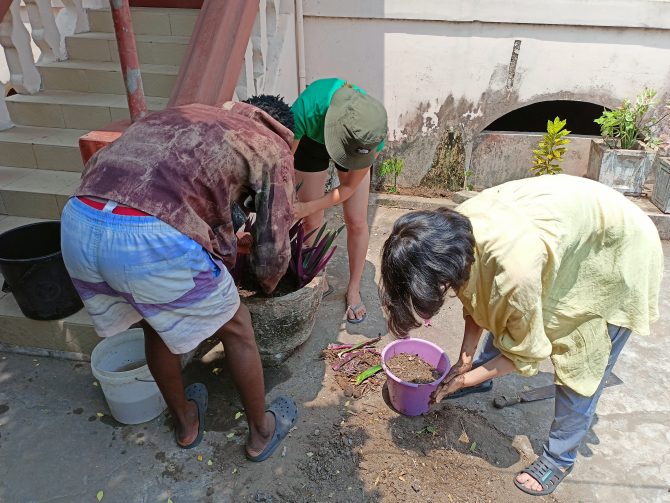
[178,383,208,449]
[346,292,367,324]
[245,395,298,462]
[514,455,574,496]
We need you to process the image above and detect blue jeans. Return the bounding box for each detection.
[472,324,631,468]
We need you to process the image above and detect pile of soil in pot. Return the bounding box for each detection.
[238,273,299,298]
[387,352,441,384]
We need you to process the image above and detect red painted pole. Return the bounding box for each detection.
[168,0,260,107]
[0,0,13,23]
[109,0,148,122]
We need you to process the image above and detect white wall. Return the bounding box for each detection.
[300,0,670,186]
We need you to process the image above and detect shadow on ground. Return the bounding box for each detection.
[1,209,668,502]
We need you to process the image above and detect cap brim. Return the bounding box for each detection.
[324,99,377,171]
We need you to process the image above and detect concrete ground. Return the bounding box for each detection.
[0,204,668,503]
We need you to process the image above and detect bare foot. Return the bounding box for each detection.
[175,400,199,447]
[346,290,366,320]
[515,466,566,493]
[245,411,276,458]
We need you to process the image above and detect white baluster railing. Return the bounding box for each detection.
[0,0,93,130]
[58,0,89,34]
[0,0,42,94]
[0,89,11,129]
[236,0,291,101]
[25,0,64,61]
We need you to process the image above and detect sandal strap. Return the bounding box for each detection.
[521,455,569,491]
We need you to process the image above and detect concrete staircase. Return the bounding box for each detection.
[0,7,198,357]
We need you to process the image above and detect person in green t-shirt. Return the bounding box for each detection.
[292,78,387,324]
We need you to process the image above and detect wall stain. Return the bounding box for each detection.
[420,128,466,192]
[383,68,630,188]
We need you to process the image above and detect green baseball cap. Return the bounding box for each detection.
[324,87,388,170]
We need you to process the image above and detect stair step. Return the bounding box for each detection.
[629,194,670,240]
[88,7,198,37]
[0,214,97,355]
[0,166,80,219]
[6,91,168,129]
[0,126,85,172]
[66,32,190,66]
[38,60,178,98]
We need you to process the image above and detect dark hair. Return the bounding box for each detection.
[243,94,294,133]
[380,208,475,337]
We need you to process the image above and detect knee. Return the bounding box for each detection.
[216,305,256,347]
[303,213,324,232]
[344,216,368,236]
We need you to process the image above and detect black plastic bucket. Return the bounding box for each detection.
[0,221,83,320]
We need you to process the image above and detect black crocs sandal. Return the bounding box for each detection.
[514,455,574,496]
[246,395,298,462]
[178,383,208,449]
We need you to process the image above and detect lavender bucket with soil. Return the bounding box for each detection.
[381,338,451,416]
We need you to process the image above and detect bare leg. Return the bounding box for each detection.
[142,320,199,447]
[295,169,329,242]
[340,169,371,320]
[214,303,275,456]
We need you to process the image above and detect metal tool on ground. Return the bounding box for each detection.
[493,373,623,409]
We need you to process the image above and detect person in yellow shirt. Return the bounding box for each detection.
[380,174,663,496]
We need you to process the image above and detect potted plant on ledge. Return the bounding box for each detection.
[587,88,669,195]
[233,213,343,366]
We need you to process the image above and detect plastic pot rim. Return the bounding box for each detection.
[381,337,450,389]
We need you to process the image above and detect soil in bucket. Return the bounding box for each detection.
[387,352,441,384]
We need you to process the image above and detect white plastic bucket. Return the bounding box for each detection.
[90,328,167,425]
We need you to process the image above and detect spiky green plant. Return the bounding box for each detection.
[531,117,571,176]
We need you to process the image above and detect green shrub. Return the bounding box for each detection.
[379,157,405,193]
[531,117,570,176]
[594,88,669,150]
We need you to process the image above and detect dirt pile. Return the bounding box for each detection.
[386,353,441,384]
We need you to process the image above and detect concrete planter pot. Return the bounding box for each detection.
[242,274,325,367]
[587,140,658,194]
[651,157,670,214]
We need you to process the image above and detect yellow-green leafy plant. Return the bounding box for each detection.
[594,88,669,150]
[531,117,571,176]
[379,157,405,193]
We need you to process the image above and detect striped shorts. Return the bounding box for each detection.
[61,197,240,355]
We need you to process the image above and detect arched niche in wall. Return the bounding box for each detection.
[484,100,605,135]
[469,98,611,190]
